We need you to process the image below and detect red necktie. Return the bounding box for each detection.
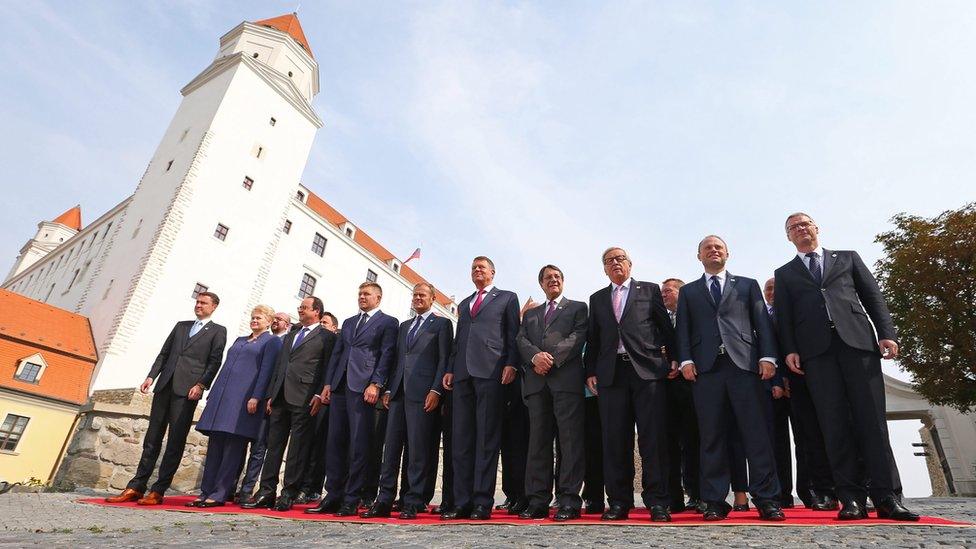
[470,290,486,317]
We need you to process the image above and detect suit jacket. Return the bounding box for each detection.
[324,310,399,393]
[584,280,675,385]
[147,320,228,396]
[388,314,454,402]
[448,287,520,381]
[675,273,778,374]
[266,324,338,408]
[774,249,896,360]
[516,297,588,396]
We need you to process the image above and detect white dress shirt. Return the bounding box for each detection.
[797,246,825,278]
[469,285,494,311]
[611,278,632,352]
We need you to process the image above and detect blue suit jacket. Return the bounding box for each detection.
[675,273,778,374]
[388,314,454,402]
[448,287,520,381]
[325,310,399,393]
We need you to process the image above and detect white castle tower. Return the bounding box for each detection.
[7,206,82,280]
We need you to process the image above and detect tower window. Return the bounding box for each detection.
[288,71,293,77]
[256,146,263,159]
[366,269,378,283]
[345,228,354,237]
[165,160,174,172]
[214,223,229,241]
[311,233,327,257]
[298,273,316,299]
[296,190,305,202]
[67,269,80,290]
[15,362,42,384]
[252,52,259,59]
[242,176,254,191]
[103,278,114,300]
[269,117,276,126]
[179,129,189,143]
[283,220,292,234]
[191,282,208,299]
[0,414,30,452]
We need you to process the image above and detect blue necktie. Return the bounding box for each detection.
[292,327,308,348]
[407,315,423,346]
[806,252,823,285]
[710,275,722,305]
[189,320,202,338]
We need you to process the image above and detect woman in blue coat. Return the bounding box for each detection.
[190,305,282,507]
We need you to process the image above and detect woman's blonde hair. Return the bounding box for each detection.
[252,304,275,325]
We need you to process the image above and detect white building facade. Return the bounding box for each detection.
[2,14,456,393]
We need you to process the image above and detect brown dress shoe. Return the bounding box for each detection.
[136,491,164,505]
[105,488,143,503]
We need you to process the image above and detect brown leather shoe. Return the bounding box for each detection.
[136,491,164,505]
[105,488,143,503]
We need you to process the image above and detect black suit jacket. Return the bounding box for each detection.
[448,287,520,381]
[147,320,227,396]
[774,249,896,360]
[266,325,338,408]
[675,273,778,374]
[516,297,588,396]
[585,280,676,385]
[388,314,454,402]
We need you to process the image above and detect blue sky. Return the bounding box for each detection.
[2,1,974,497]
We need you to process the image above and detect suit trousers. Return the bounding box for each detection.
[324,385,376,506]
[299,403,330,496]
[727,421,749,493]
[597,356,670,508]
[771,396,794,502]
[693,355,780,504]
[452,376,503,509]
[803,331,895,504]
[665,377,700,506]
[257,399,314,499]
[200,432,249,502]
[499,378,529,504]
[376,395,408,505]
[382,397,438,507]
[787,374,835,500]
[581,395,604,505]
[524,387,584,509]
[128,384,198,494]
[361,404,387,502]
[434,392,454,508]
[237,416,269,497]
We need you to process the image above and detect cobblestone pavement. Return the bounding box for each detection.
[0,493,973,548]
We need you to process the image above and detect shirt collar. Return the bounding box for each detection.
[475,285,494,297]
[797,245,824,262]
[195,317,211,325]
[611,278,632,292]
[546,295,562,308]
[703,270,727,282]
[360,306,381,317]
[298,323,319,333]
[413,309,432,323]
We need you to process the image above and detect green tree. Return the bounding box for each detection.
[875,202,976,412]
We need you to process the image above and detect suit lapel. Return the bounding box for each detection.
[821,248,840,284]
[354,311,382,343]
[407,315,434,350]
[718,273,737,308]
[602,286,619,326]
[184,321,209,348]
[475,289,499,315]
[789,255,818,284]
[291,325,315,353]
[619,280,640,322]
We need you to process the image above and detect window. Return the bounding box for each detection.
[392,263,400,273]
[103,278,114,300]
[179,128,189,142]
[103,222,112,240]
[345,228,354,237]
[252,52,259,59]
[0,414,29,452]
[288,71,293,77]
[298,273,316,299]
[283,220,292,234]
[366,269,378,283]
[191,282,208,299]
[165,160,174,172]
[255,146,263,159]
[311,233,327,256]
[15,362,41,383]
[132,218,143,239]
[67,269,80,290]
[242,176,254,191]
[214,223,229,241]
[296,190,306,201]
[269,117,276,126]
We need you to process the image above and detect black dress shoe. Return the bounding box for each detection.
[811,494,839,511]
[335,502,360,516]
[601,504,629,521]
[305,499,341,514]
[361,498,375,509]
[391,500,401,512]
[232,493,248,505]
[199,500,225,508]
[360,501,392,518]
[670,500,687,514]
[702,502,730,521]
[399,507,417,519]
[875,497,920,521]
[757,502,785,521]
[430,504,452,515]
[274,497,294,511]
[685,499,704,513]
[837,500,868,520]
[649,505,671,522]
[494,498,513,511]
[518,505,548,519]
[440,505,472,520]
[553,506,580,522]
[184,498,205,507]
[306,492,321,502]
[732,502,750,512]
[584,500,605,515]
[241,495,275,509]
[470,505,491,520]
[293,492,309,505]
[508,499,529,515]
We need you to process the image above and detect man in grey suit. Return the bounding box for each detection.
[106,292,227,505]
[675,235,784,521]
[243,296,337,512]
[516,265,588,521]
[366,282,454,519]
[442,256,520,520]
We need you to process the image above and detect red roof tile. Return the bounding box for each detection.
[52,206,82,231]
[254,13,313,58]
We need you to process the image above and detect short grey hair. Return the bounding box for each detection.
[784,212,815,232]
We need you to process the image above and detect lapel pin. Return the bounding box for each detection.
[831,253,837,257]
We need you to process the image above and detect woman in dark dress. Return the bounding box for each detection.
[190,305,282,507]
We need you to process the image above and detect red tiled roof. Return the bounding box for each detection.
[253,13,313,58]
[304,191,455,308]
[52,206,82,231]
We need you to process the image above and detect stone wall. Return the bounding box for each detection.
[54,389,206,493]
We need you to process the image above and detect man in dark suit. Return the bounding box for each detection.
[363,282,453,519]
[242,296,337,511]
[675,235,785,521]
[661,277,703,514]
[585,247,675,522]
[774,212,918,521]
[309,282,398,516]
[516,265,588,521]
[295,312,340,504]
[106,292,228,505]
[441,256,520,520]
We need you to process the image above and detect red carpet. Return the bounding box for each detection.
[81,496,973,527]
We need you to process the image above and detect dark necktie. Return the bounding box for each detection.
[407,315,423,346]
[355,313,369,336]
[470,290,486,317]
[806,252,823,284]
[710,275,722,305]
[544,301,557,324]
[292,327,308,349]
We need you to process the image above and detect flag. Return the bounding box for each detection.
[404,247,421,264]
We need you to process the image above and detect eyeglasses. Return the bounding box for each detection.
[603,255,629,265]
[787,221,814,232]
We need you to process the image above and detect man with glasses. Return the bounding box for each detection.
[585,248,676,522]
[773,213,917,521]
